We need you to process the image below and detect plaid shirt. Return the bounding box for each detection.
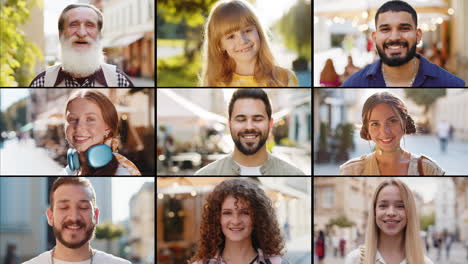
[29,66,134,87]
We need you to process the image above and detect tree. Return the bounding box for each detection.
[274,0,311,61]
[95,221,125,253]
[420,211,435,231]
[0,0,43,87]
[404,88,446,114]
[328,215,356,228]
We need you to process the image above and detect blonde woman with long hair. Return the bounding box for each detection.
[200,0,298,87]
[345,178,433,264]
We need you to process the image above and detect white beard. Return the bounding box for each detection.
[59,35,104,77]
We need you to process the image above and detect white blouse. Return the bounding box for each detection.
[345,248,434,264]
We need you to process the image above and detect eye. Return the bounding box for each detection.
[236,118,246,122]
[87,117,96,122]
[378,204,387,208]
[227,34,234,40]
[254,118,263,122]
[223,212,231,215]
[68,117,78,123]
[371,122,379,127]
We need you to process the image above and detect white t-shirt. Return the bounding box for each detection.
[234,161,262,175]
[22,249,131,264]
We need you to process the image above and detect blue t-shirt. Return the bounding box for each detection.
[341,54,465,87]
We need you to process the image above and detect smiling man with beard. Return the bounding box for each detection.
[342,0,465,87]
[195,88,305,175]
[23,177,130,264]
[29,4,134,87]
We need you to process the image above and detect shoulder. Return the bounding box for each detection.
[419,56,465,86]
[22,251,51,264]
[285,68,299,86]
[424,255,434,264]
[115,67,135,87]
[268,154,305,175]
[194,154,230,175]
[341,63,374,87]
[267,255,289,264]
[420,154,445,175]
[29,71,46,87]
[339,154,368,175]
[62,166,77,175]
[344,248,361,264]
[94,250,131,264]
[113,153,141,175]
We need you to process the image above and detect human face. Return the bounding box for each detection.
[65,98,110,153]
[61,7,100,51]
[46,184,99,249]
[229,98,272,156]
[372,11,422,67]
[221,195,253,243]
[220,25,260,63]
[375,185,407,237]
[368,103,404,151]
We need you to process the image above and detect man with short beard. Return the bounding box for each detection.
[195,88,305,175]
[342,0,465,87]
[23,177,130,264]
[29,4,134,87]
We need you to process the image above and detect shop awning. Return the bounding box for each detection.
[104,33,144,48]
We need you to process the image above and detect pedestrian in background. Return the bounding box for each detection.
[332,233,339,257]
[3,244,18,264]
[315,230,325,264]
[437,120,450,153]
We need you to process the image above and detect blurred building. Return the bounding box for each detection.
[20,0,45,76]
[314,177,381,245]
[98,0,155,79]
[0,177,112,262]
[434,178,456,233]
[421,199,435,217]
[129,181,155,263]
[453,177,468,241]
[429,89,468,141]
[448,0,468,85]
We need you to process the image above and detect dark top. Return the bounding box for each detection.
[341,54,465,87]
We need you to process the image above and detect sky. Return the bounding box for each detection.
[255,0,299,28]
[0,89,30,112]
[398,177,438,203]
[112,177,154,223]
[44,0,78,35]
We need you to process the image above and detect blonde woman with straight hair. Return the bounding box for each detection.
[345,178,433,264]
[200,0,298,87]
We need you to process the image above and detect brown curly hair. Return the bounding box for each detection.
[360,91,416,140]
[189,178,285,262]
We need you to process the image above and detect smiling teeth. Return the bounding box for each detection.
[230,228,243,231]
[381,138,393,142]
[75,137,89,140]
[67,225,81,229]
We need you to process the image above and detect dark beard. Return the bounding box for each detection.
[376,41,417,67]
[53,221,96,249]
[231,128,269,156]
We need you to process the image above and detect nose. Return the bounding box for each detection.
[388,28,402,41]
[381,123,391,135]
[76,24,87,38]
[386,206,397,216]
[245,119,254,130]
[239,32,248,44]
[68,207,82,222]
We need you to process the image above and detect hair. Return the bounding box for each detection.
[362,178,425,264]
[228,88,272,120]
[320,59,339,82]
[360,91,416,141]
[49,177,97,211]
[64,89,119,176]
[189,178,285,262]
[375,0,418,28]
[200,0,290,87]
[58,4,103,35]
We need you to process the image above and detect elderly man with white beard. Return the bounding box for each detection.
[30,4,134,87]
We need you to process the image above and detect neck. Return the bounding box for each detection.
[234,58,257,76]
[232,146,268,167]
[54,242,92,262]
[378,231,405,257]
[374,147,406,165]
[382,57,419,86]
[222,239,256,263]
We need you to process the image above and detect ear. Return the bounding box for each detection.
[371,31,376,43]
[269,118,274,130]
[94,207,100,224]
[46,208,54,227]
[416,28,422,44]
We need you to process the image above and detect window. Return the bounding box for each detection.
[323,187,334,208]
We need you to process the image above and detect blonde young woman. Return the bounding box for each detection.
[200,0,298,87]
[345,178,434,264]
[340,92,444,175]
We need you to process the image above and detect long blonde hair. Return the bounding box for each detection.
[200,0,289,86]
[363,178,425,264]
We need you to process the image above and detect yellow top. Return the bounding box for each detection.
[218,70,299,87]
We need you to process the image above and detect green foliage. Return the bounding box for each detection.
[3,98,27,131]
[404,88,446,113]
[279,137,297,147]
[420,211,435,231]
[274,0,311,61]
[0,0,43,87]
[328,215,356,228]
[157,53,201,87]
[157,38,186,48]
[157,0,218,27]
[95,221,125,240]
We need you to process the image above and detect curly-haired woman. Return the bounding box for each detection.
[189,178,289,264]
[340,91,444,175]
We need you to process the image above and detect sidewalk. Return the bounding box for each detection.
[130,76,155,87]
[285,235,312,264]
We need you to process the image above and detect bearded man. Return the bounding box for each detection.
[30,4,134,87]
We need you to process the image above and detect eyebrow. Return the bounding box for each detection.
[379,23,413,29]
[222,208,249,211]
[378,200,404,203]
[57,199,91,204]
[68,112,98,116]
[234,114,265,119]
[69,19,97,25]
[370,116,397,122]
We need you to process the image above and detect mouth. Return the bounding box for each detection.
[237,44,253,53]
[73,40,90,47]
[379,137,395,145]
[383,219,401,227]
[240,133,259,142]
[64,224,84,232]
[384,43,407,55]
[73,136,91,144]
[229,227,245,232]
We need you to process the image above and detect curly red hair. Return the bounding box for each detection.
[189,178,285,262]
